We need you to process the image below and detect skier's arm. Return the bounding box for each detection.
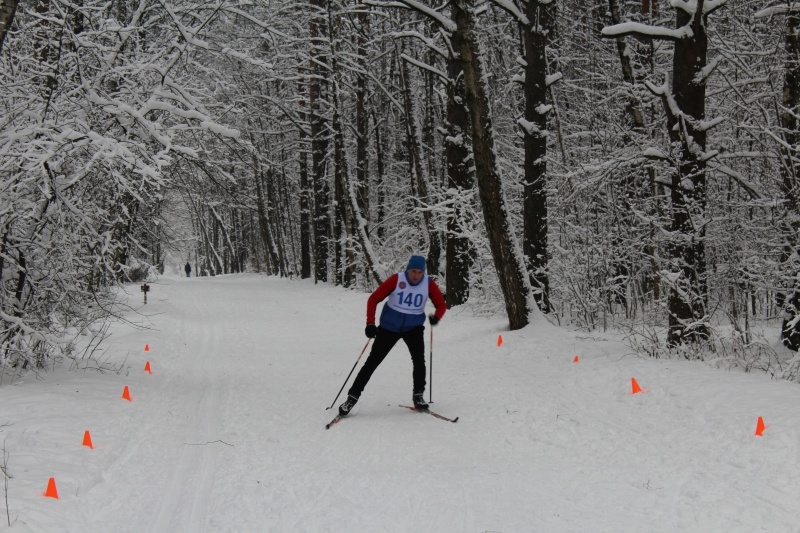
[366,274,398,324]
[428,279,447,321]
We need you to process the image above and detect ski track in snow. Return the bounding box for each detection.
[150,286,222,531]
[2,273,800,532]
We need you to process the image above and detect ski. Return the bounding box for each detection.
[399,405,459,423]
[325,414,343,429]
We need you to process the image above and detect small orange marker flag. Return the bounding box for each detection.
[122,385,132,401]
[497,335,503,347]
[82,430,93,449]
[144,361,152,374]
[573,355,580,363]
[755,416,766,436]
[631,377,643,395]
[144,344,150,352]
[44,477,59,499]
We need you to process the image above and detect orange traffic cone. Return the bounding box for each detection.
[631,377,643,395]
[144,361,152,374]
[144,344,150,352]
[573,355,580,363]
[82,430,93,449]
[755,416,766,436]
[497,335,503,347]
[44,477,59,499]
[122,385,132,401]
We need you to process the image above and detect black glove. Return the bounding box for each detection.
[365,323,377,338]
[428,314,439,326]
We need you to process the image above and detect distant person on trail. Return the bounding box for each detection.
[338,255,446,416]
[185,262,191,277]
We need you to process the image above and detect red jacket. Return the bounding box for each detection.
[367,273,446,332]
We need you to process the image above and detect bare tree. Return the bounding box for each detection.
[399,44,443,275]
[452,0,532,330]
[603,0,726,347]
[757,2,800,349]
[309,0,331,283]
[490,0,557,313]
[443,8,476,308]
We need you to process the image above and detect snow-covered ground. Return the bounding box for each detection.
[2,274,800,532]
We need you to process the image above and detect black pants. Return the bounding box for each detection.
[348,326,426,399]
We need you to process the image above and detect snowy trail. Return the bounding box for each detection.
[150,286,223,532]
[3,274,800,532]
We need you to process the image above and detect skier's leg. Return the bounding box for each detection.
[347,328,400,399]
[403,326,427,394]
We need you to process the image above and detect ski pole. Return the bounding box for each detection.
[326,339,371,410]
[429,327,433,404]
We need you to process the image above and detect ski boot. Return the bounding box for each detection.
[338,395,358,416]
[412,392,429,411]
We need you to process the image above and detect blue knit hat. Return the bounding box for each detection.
[407,255,426,272]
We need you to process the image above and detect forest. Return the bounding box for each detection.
[1,0,798,381]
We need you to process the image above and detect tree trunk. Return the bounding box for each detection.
[355,2,370,226]
[607,0,647,130]
[209,204,238,274]
[399,48,443,275]
[254,161,280,274]
[341,109,385,286]
[332,107,350,286]
[0,0,19,54]
[310,0,330,283]
[521,0,554,313]
[298,85,312,279]
[266,168,288,276]
[604,0,714,347]
[34,0,58,101]
[779,10,800,349]
[452,0,531,330]
[606,0,658,313]
[444,8,475,307]
[327,2,355,288]
[373,110,387,242]
[665,3,709,348]
[278,164,299,276]
[0,231,6,285]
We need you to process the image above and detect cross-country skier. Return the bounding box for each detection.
[338,255,446,416]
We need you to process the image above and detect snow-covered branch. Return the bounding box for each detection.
[401,53,450,83]
[391,31,449,58]
[394,0,457,31]
[487,0,530,26]
[601,22,693,41]
[755,4,800,17]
